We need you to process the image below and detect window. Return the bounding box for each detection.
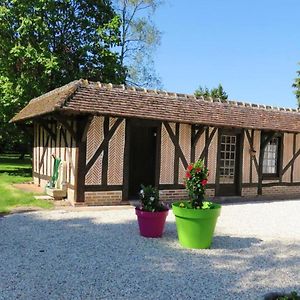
[219,135,236,184]
[262,136,281,177]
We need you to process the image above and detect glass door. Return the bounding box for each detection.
[217,132,241,196]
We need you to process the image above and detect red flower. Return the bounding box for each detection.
[186,172,192,179]
[187,164,193,171]
[195,168,201,173]
[201,179,208,186]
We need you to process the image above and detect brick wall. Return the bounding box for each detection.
[262,185,300,197]
[159,188,215,201]
[242,185,300,197]
[242,187,257,197]
[84,191,122,206]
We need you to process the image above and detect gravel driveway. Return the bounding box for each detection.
[1,200,299,300]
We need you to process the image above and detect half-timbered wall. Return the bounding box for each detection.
[84,116,125,205]
[33,115,300,205]
[33,119,77,202]
[159,123,215,201]
[160,125,300,201]
[242,130,300,197]
[282,133,293,182]
[243,130,260,185]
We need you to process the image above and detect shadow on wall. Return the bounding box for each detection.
[0,212,299,299]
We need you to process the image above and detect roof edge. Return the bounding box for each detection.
[10,79,84,123]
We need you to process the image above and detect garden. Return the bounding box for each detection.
[0,154,53,214]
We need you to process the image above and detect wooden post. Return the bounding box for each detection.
[122,119,131,200]
[74,116,90,203]
[154,123,162,188]
[257,132,276,195]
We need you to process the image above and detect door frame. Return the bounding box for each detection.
[122,118,162,200]
[215,128,244,196]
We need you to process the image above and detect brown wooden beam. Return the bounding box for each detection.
[163,122,188,169]
[122,119,131,200]
[200,127,217,162]
[258,132,276,195]
[53,114,77,142]
[35,120,56,141]
[74,116,90,202]
[245,129,259,175]
[80,116,93,142]
[191,125,206,162]
[38,135,50,172]
[238,129,245,196]
[101,117,110,186]
[291,133,297,182]
[282,142,300,176]
[173,123,180,184]
[155,123,162,188]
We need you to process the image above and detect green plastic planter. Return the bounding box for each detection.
[172,201,221,249]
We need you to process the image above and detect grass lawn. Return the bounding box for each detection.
[0,154,53,214]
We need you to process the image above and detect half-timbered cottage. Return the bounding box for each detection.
[11,79,300,205]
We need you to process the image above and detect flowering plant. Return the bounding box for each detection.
[138,185,168,212]
[184,159,209,209]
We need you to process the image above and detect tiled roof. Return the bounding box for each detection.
[11,79,300,133]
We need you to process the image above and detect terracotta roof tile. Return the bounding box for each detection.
[11,79,300,133]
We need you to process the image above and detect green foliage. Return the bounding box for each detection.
[114,0,162,88]
[293,63,300,107]
[184,159,209,209]
[138,184,168,212]
[195,84,228,101]
[277,291,299,300]
[178,201,216,210]
[0,154,53,213]
[0,0,126,150]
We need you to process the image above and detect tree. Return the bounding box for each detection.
[113,0,162,88]
[293,63,300,106]
[0,0,125,152]
[194,84,228,101]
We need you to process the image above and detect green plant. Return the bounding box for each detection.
[195,84,228,101]
[277,291,299,300]
[138,184,168,212]
[184,159,209,209]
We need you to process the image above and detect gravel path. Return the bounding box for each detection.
[0,200,299,300]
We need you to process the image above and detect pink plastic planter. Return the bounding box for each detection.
[135,208,169,238]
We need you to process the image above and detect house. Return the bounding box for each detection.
[11,79,300,205]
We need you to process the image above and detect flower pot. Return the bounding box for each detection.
[172,201,221,249]
[135,208,169,238]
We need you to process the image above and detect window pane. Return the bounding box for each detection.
[262,137,279,175]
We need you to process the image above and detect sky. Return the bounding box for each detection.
[153,0,300,108]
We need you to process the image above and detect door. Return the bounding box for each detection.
[216,131,241,196]
[128,123,158,199]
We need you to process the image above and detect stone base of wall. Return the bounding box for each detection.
[159,188,215,201]
[242,185,300,198]
[84,191,123,205]
[241,187,257,197]
[262,185,300,197]
[159,189,188,201]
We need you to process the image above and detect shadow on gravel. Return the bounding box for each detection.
[0,212,299,300]
[212,235,263,249]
